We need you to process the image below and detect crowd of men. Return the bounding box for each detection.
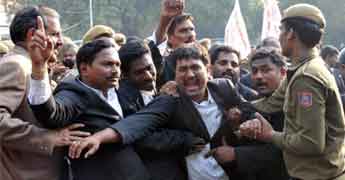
[0,0,345,180]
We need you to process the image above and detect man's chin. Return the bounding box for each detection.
[222,75,237,83]
[141,86,155,91]
[108,82,119,89]
[185,90,203,97]
[258,90,273,97]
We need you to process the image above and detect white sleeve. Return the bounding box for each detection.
[146,31,168,56]
[28,73,52,105]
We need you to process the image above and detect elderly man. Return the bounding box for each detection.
[0,6,87,180]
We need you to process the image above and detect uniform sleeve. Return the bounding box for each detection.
[272,76,326,155]
[0,60,55,155]
[253,78,287,113]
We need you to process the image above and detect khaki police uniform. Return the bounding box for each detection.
[253,4,345,180]
[82,24,115,44]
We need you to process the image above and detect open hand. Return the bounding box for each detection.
[51,123,91,147]
[69,135,101,159]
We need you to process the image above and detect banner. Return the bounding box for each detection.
[261,0,282,41]
[224,0,251,59]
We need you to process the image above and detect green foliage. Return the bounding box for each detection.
[10,0,345,48]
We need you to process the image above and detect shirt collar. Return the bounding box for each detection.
[289,47,318,70]
[12,45,30,59]
[193,89,215,105]
[77,78,115,99]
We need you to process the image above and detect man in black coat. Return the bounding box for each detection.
[209,44,258,101]
[118,39,195,180]
[29,39,150,180]
[69,46,257,180]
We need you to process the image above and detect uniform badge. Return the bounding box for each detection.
[298,91,313,108]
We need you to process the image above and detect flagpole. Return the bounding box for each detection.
[89,0,93,28]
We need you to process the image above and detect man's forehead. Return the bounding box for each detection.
[251,57,274,67]
[177,58,202,64]
[218,51,238,61]
[176,19,194,29]
[97,47,119,58]
[46,16,61,31]
[131,53,153,66]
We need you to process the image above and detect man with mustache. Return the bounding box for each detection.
[37,5,65,89]
[118,39,198,180]
[0,6,88,180]
[29,39,151,180]
[240,4,345,180]
[68,46,257,180]
[251,47,287,98]
[210,44,258,100]
[205,47,289,180]
[118,39,157,113]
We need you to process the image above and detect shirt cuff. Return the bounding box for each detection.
[110,124,129,144]
[271,131,284,149]
[28,73,52,105]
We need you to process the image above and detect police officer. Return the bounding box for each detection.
[239,4,345,180]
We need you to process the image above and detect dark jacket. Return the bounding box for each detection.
[118,80,146,116]
[237,82,259,101]
[31,78,150,180]
[119,79,193,180]
[231,111,289,180]
[331,68,345,109]
[112,78,258,178]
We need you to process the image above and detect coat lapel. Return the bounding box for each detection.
[75,79,122,118]
[207,79,241,145]
[177,86,211,141]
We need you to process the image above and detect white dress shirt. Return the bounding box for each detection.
[28,75,123,118]
[185,91,229,180]
[140,90,155,106]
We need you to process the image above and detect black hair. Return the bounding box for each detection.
[76,39,115,72]
[10,6,47,45]
[118,39,150,74]
[167,13,194,36]
[282,17,323,48]
[167,46,209,70]
[320,45,339,59]
[250,47,286,68]
[209,44,240,64]
[256,37,281,50]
